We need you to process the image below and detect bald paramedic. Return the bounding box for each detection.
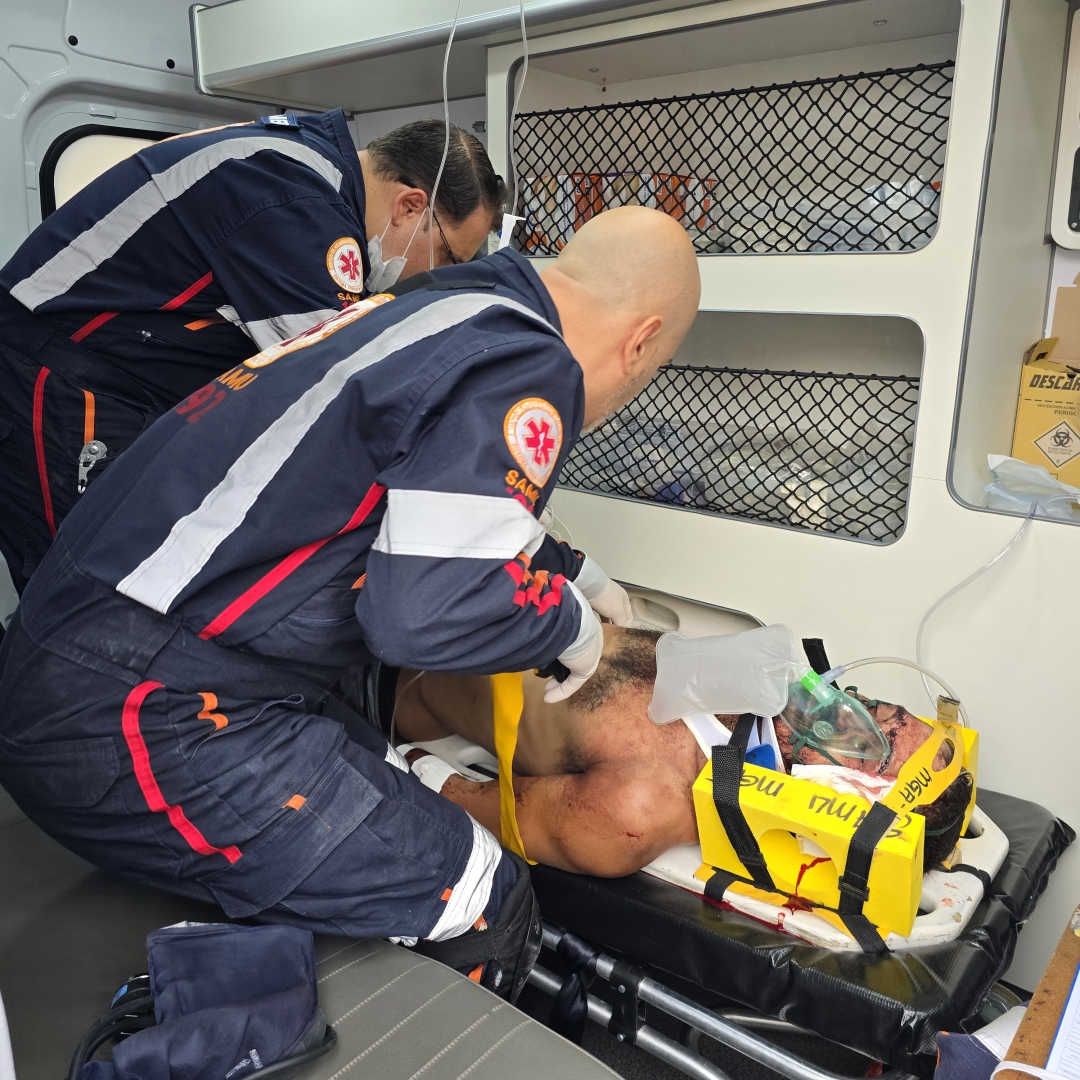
[0,207,701,1000]
[0,113,502,593]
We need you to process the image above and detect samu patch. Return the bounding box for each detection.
[326,237,364,291]
[504,398,562,487]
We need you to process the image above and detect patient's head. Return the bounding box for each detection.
[774,696,970,869]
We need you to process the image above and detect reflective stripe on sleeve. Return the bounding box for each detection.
[116,293,558,613]
[371,490,546,560]
[11,138,344,310]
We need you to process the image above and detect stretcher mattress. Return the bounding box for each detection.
[528,789,1074,1078]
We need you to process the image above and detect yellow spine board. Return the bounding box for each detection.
[692,764,925,937]
[490,672,535,864]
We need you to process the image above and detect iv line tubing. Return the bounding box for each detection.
[914,507,1035,713]
[821,656,967,726]
[428,0,462,270]
[508,0,530,220]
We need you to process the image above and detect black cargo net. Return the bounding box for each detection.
[511,61,953,255]
[560,367,919,542]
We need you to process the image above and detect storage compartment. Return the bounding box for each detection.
[560,311,923,543]
[509,0,960,256]
[950,0,1071,515]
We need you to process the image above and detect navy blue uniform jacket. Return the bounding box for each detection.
[58,251,587,678]
[0,109,370,405]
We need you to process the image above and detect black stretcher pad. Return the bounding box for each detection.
[530,789,1074,1077]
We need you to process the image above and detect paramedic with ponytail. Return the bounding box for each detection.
[0,114,502,593]
[0,206,700,1000]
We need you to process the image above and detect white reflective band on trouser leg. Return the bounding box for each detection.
[384,743,409,773]
[425,817,502,942]
[372,489,546,560]
[116,292,559,614]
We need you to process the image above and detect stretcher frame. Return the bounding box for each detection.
[528,923,919,1080]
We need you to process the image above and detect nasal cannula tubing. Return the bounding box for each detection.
[819,656,968,726]
[913,505,1037,715]
[427,0,462,271]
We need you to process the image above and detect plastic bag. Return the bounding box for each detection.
[648,623,805,724]
[984,454,1080,521]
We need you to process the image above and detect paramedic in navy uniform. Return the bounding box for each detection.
[0,205,700,1001]
[0,112,503,593]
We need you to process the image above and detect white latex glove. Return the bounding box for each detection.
[573,554,634,626]
[544,581,604,703]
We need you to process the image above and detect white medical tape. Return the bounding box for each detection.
[12,137,343,310]
[116,292,558,613]
[425,817,502,941]
[371,489,546,561]
[410,754,459,794]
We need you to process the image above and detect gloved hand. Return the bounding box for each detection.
[573,554,634,626]
[544,582,604,703]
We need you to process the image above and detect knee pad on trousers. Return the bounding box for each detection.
[413,851,541,1002]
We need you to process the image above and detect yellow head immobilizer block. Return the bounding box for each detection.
[692,719,978,940]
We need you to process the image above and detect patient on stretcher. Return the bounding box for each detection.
[391,627,972,878]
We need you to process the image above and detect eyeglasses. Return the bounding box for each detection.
[431,208,461,266]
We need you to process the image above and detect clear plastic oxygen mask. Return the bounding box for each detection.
[781,671,889,765]
[648,623,888,767]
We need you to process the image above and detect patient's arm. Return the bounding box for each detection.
[438,760,697,877]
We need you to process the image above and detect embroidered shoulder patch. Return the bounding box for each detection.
[504,398,563,487]
[326,237,364,291]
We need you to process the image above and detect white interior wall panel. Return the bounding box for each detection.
[490,0,1079,988]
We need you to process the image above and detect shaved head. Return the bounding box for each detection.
[539,207,700,430]
[554,206,699,351]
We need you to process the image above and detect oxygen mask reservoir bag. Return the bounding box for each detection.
[649,623,806,724]
[649,624,888,766]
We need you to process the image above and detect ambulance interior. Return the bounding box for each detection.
[0,0,1078,1078]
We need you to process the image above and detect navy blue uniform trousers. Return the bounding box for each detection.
[0,292,162,592]
[0,538,511,940]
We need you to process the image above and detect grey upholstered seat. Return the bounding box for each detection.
[0,788,618,1080]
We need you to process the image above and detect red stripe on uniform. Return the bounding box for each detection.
[161,271,214,311]
[70,310,119,343]
[199,482,387,641]
[121,681,242,864]
[31,367,56,537]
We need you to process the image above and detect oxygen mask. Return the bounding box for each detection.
[782,670,889,765]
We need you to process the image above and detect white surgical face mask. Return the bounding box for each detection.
[365,212,427,293]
